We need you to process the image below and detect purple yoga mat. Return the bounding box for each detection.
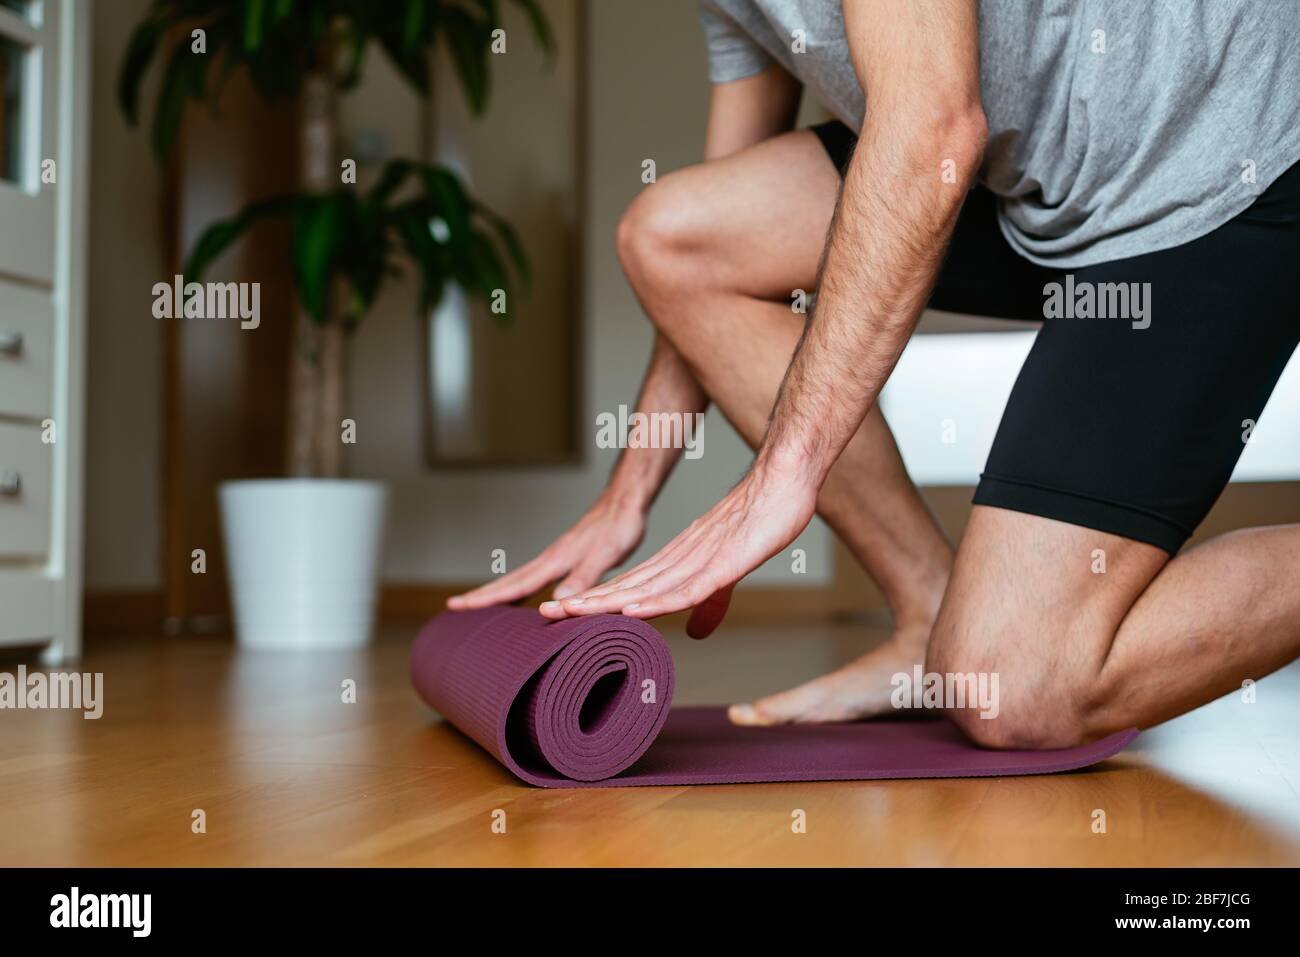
[410,606,1138,787]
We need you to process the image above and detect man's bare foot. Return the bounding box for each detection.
[727,622,931,726]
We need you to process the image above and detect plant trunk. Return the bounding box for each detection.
[286,71,346,478]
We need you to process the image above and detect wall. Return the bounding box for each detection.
[82,0,165,590]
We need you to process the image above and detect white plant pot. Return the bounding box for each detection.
[219,479,388,650]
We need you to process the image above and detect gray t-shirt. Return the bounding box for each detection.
[699,0,1300,267]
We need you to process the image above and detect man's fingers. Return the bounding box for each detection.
[623,577,718,621]
[454,560,551,603]
[540,511,738,619]
[552,555,616,600]
[544,582,640,617]
[552,578,592,600]
[563,560,702,617]
[566,549,673,602]
[560,527,701,605]
[543,565,668,618]
[447,557,560,609]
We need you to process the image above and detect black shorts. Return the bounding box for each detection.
[811,119,1300,553]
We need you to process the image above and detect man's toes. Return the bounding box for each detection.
[729,678,838,727]
[727,703,774,726]
[727,649,917,727]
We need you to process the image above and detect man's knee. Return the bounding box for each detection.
[615,171,706,303]
[947,690,1094,751]
[926,615,1104,751]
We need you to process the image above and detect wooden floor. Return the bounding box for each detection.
[2,619,1299,867]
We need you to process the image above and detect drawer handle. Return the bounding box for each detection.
[0,331,22,356]
[0,471,20,497]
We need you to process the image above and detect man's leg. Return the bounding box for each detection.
[928,507,1300,747]
[929,159,1300,746]
[617,129,955,722]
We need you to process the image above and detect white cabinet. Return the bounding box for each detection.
[0,0,88,663]
[0,283,53,418]
[0,420,53,557]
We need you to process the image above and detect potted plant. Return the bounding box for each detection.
[120,0,550,648]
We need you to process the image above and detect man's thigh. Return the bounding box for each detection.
[972,159,1300,555]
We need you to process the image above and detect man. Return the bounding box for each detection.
[451,1,1300,749]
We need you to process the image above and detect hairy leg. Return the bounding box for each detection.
[1097,523,1300,730]
[617,129,954,723]
[927,506,1300,748]
[928,154,1300,745]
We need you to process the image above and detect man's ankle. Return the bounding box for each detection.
[889,615,937,655]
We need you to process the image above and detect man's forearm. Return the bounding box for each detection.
[604,334,708,514]
[756,0,985,489]
[758,112,985,487]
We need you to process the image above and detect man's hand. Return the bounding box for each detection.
[447,494,647,609]
[540,454,818,638]
[541,1,984,635]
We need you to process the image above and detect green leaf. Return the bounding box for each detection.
[400,0,427,51]
[184,194,299,281]
[363,159,415,214]
[508,0,555,57]
[150,44,208,160]
[467,230,511,310]
[118,13,167,126]
[270,0,295,24]
[442,7,489,114]
[186,221,247,283]
[375,32,430,95]
[421,166,473,245]
[470,0,553,57]
[242,0,266,52]
[475,203,530,289]
[390,205,447,312]
[292,195,346,325]
[344,232,390,316]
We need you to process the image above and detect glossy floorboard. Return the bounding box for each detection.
[2,620,1298,866]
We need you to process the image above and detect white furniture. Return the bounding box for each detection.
[881,320,1300,486]
[0,0,88,664]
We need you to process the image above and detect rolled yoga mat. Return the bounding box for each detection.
[410,606,1138,788]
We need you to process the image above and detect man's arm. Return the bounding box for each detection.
[542,1,985,627]
[450,66,800,608]
[703,65,802,159]
[760,1,985,484]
